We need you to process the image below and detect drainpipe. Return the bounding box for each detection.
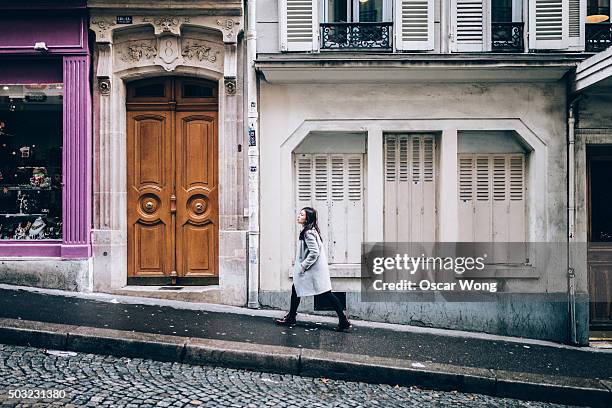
[567,102,577,345]
[440,0,448,53]
[246,0,260,308]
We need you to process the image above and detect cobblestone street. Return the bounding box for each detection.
[0,344,579,408]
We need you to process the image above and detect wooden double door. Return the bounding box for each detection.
[127,78,218,284]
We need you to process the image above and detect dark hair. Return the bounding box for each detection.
[299,207,322,241]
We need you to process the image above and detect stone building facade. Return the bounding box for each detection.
[88,0,249,305]
[254,0,607,345]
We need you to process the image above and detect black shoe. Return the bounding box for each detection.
[334,317,352,332]
[274,313,297,326]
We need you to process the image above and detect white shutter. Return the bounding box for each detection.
[529,0,568,50]
[568,0,585,49]
[451,0,486,52]
[474,156,491,241]
[458,156,474,241]
[457,154,526,247]
[280,0,318,52]
[294,153,363,265]
[384,134,437,242]
[346,156,364,263]
[329,155,346,263]
[394,0,434,51]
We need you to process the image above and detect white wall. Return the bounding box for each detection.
[258,80,573,295]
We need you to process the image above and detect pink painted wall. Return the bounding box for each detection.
[0,5,91,259]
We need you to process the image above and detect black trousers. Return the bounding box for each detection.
[288,284,345,320]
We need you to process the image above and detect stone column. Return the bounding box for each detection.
[366,127,384,242]
[438,128,458,242]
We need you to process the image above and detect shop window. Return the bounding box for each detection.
[0,84,63,240]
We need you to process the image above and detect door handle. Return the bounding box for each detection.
[170,194,177,214]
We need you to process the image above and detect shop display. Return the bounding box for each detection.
[0,84,63,240]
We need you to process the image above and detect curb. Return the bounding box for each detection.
[0,318,610,407]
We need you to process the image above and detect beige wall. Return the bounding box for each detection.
[258,80,578,295]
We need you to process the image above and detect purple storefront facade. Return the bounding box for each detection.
[0,1,92,290]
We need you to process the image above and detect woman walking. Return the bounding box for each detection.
[273,207,352,332]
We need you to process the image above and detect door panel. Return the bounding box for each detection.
[588,152,612,326]
[127,112,174,277]
[175,112,218,277]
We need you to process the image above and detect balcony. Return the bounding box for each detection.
[491,22,524,52]
[586,23,612,52]
[320,22,392,51]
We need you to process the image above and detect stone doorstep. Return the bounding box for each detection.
[108,286,222,303]
[0,318,610,408]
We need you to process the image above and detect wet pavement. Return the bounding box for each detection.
[0,288,610,382]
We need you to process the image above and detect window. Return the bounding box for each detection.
[295,153,364,264]
[384,134,436,242]
[0,84,63,240]
[324,0,390,22]
[587,0,610,18]
[492,0,512,22]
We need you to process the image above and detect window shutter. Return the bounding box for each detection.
[384,134,437,242]
[295,153,363,265]
[457,154,526,246]
[507,155,525,243]
[459,156,473,202]
[296,155,312,203]
[313,155,329,251]
[394,0,435,51]
[567,0,585,49]
[529,0,569,50]
[458,156,474,241]
[280,0,318,52]
[346,155,364,263]
[451,0,485,52]
[385,135,397,182]
[412,135,421,183]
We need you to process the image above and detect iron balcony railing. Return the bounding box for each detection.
[491,22,524,52]
[586,23,612,52]
[320,22,393,51]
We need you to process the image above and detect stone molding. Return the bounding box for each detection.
[90,15,242,44]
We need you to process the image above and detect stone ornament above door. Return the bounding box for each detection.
[90,14,239,77]
[90,15,242,44]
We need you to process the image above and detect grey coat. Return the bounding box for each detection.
[292,229,332,297]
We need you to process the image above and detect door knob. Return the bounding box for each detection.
[145,201,154,210]
[195,203,204,212]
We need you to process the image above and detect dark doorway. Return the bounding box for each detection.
[588,146,612,330]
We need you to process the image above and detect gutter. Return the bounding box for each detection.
[567,100,577,345]
[246,0,260,309]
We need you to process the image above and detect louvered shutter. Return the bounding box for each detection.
[451,0,486,52]
[458,156,474,242]
[384,134,436,242]
[457,154,526,248]
[280,0,318,52]
[394,0,435,51]
[294,153,363,264]
[529,0,569,50]
[567,0,585,49]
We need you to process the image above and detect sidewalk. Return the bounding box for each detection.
[0,284,610,407]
